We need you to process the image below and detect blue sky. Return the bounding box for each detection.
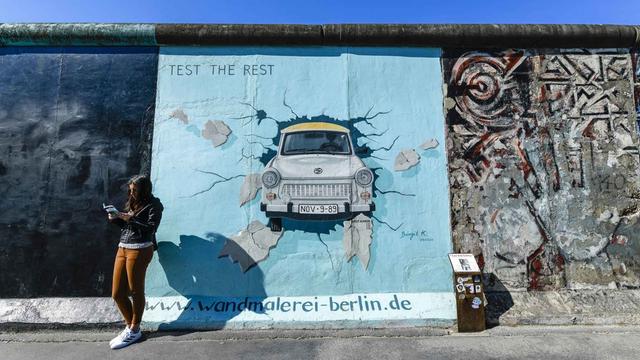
[1,0,638,24]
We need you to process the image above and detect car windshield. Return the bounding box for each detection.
[281,131,351,155]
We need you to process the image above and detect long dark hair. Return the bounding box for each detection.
[125,174,153,212]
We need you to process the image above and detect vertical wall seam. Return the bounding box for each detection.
[147,46,162,179]
[41,52,64,230]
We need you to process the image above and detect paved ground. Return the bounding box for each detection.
[1,325,639,359]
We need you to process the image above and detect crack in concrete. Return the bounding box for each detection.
[316,234,335,271]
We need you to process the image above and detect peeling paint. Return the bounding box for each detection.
[170,108,189,124]
[444,49,640,291]
[202,120,232,147]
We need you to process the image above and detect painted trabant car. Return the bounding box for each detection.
[260,122,375,231]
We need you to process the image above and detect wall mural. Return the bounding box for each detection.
[146,47,454,327]
[443,49,640,291]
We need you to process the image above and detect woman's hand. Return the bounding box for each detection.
[118,212,134,222]
[108,213,118,221]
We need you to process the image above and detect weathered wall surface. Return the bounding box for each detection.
[443,49,640,291]
[1,22,640,328]
[0,47,158,297]
[144,47,455,328]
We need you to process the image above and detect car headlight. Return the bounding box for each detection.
[355,168,373,186]
[262,169,281,188]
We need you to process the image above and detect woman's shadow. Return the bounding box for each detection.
[145,232,267,338]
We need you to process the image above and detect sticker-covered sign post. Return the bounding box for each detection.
[449,254,486,332]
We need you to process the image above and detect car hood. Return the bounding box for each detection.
[270,154,365,179]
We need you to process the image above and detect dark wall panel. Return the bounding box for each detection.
[0,47,158,297]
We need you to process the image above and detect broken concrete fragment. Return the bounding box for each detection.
[394,149,421,171]
[343,214,373,270]
[239,173,262,207]
[420,138,439,150]
[219,220,282,272]
[170,108,189,124]
[202,120,232,147]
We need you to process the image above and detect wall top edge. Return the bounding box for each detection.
[0,23,639,48]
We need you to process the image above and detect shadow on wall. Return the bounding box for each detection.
[154,233,267,330]
[483,273,514,328]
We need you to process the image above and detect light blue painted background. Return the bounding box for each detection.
[147,47,453,299]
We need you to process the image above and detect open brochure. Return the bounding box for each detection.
[102,203,120,215]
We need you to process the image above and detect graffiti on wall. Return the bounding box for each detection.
[174,104,440,272]
[444,49,640,290]
[146,47,455,325]
[634,52,640,133]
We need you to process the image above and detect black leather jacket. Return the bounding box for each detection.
[109,197,163,249]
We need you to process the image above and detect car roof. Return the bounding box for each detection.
[282,122,350,134]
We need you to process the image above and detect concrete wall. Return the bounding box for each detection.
[0,47,158,297]
[443,49,640,291]
[2,24,640,328]
[145,47,455,328]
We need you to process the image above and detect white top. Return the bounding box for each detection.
[118,241,153,249]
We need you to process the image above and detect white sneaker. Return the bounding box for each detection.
[110,328,142,349]
[109,326,129,346]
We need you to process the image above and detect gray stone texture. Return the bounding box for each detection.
[3,326,640,360]
[0,297,120,325]
[443,49,640,291]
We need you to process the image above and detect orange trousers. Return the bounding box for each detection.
[111,246,154,327]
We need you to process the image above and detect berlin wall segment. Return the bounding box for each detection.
[443,48,640,292]
[144,46,455,328]
[0,47,159,297]
[2,24,640,329]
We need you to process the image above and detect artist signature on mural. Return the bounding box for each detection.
[401,230,433,242]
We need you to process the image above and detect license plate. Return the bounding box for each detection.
[298,204,338,214]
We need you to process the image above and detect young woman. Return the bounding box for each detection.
[107,174,163,350]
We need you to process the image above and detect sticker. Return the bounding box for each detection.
[449,253,481,273]
[456,284,465,293]
[475,285,482,293]
[473,275,481,283]
[458,294,465,300]
[471,297,482,309]
[457,277,464,284]
[465,284,475,294]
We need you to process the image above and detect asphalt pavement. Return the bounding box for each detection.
[1,325,639,359]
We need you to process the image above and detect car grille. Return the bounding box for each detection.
[281,183,351,199]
